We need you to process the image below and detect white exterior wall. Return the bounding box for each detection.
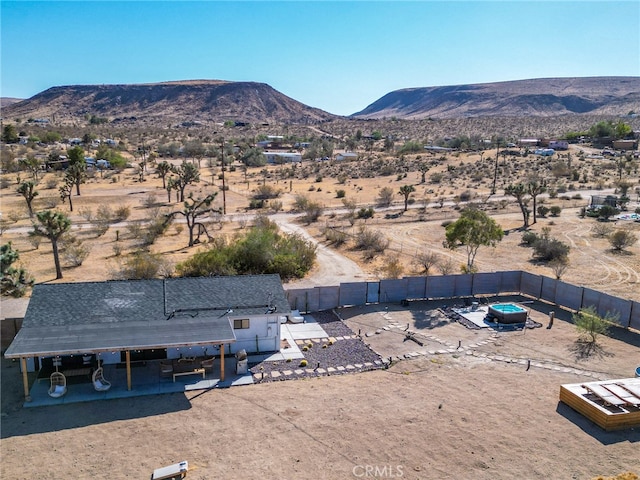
[229,314,281,354]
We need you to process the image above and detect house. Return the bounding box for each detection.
[264,151,302,163]
[336,152,358,161]
[548,140,569,150]
[4,275,289,398]
[613,139,638,150]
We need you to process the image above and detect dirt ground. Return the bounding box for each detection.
[2,150,640,479]
[1,300,639,480]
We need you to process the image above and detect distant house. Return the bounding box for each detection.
[264,151,302,163]
[4,275,290,396]
[613,139,638,150]
[519,138,539,147]
[336,152,358,161]
[548,140,569,150]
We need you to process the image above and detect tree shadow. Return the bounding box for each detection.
[568,339,614,361]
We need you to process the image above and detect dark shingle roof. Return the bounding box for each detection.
[4,275,289,358]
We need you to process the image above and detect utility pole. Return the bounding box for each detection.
[220,138,227,215]
[491,139,500,195]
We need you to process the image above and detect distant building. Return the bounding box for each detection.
[549,140,569,150]
[613,139,637,150]
[264,151,302,163]
[336,152,358,161]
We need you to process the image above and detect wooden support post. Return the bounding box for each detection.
[220,344,225,382]
[20,357,31,402]
[125,350,132,391]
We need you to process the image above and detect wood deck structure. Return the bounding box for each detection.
[559,378,640,431]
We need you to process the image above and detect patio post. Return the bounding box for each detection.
[20,357,31,402]
[125,350,132,391]
[220,344,225,382]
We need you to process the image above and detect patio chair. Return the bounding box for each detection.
[48,371,67,398]
[200,357,214,371]
[92,366,111,392]
[160,361,173,378]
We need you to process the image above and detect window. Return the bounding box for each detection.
[233,319,250,330]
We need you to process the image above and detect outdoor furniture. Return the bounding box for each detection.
[48,371,67,398]
[173,368,205,382]
[152,461,188,480]
[92,367,111,392]
[199,357,214,371]
[160,361,173,378]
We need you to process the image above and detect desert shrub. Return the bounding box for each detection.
[537,205,550,218]
[269,200,283,212]
[249,199,265,209]
[253,184,281,199]
[376,187,394,207]
[116,251,172,279]
[592,223,613,238]
[301,200,323,224]
[354,227,389,258]
[549,206,562,217]
[573,305,615,345]
[113,205,131,222]
[356,207,375,219]
[598,205,619,221]
[532,233,570,262]
[380,255,404,279]
[521,231,539,246]
[59,236,89,267]
[324,227,347,246]
[336,189,346,198]
[608,229,638,251]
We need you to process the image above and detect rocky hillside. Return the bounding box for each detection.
[1,80,338,125]
[352,77,640,119]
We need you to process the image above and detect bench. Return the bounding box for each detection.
[152,461,188,480]
[173,368,205,382]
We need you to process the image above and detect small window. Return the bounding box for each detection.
[233,319,250,329]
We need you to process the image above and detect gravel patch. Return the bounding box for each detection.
[250,310,384,382]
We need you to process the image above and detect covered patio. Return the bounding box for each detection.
[3,276,293,404]
[23,357,253,407]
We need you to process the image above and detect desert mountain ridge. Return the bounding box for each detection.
[353,76,640,119]
[2,77,639,125]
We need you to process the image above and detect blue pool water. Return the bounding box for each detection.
[491,303,526,313]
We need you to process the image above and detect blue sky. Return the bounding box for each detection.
[1,1,639,116]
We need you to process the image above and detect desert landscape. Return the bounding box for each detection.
[2,83,640,479]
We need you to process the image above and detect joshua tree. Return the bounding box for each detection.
[31,210,71,279]
[399,185,416,211]
[167,193,219,247]
[17,181,38,217]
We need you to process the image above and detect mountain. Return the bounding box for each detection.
[0,97,24,108]
[0,80,338,125]
[352,77,640,119]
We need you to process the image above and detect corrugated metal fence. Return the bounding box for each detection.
[285,271,640,331]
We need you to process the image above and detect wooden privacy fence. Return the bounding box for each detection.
[285,270,640,331]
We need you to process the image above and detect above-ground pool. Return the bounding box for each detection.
[488,303,528,324]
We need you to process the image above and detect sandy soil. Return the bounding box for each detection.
[1,300,639,480]
[2,150,640,480]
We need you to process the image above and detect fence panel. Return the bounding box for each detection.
[425,276,457,299]
[366,282,380,303]
[630,302,640,331]
[472,273,500,295]
[539,276,558,304]
[582,288,601,311]
[454,275,473,297]
[555,281,583,312]
[339,282,367,307]
[520,272,542,298]
[380,279,408,303]
[499,271,523,294]
[597,293,632,327]
[318,286,340,311]
[285,288,315,313]
[406,277,427,300]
